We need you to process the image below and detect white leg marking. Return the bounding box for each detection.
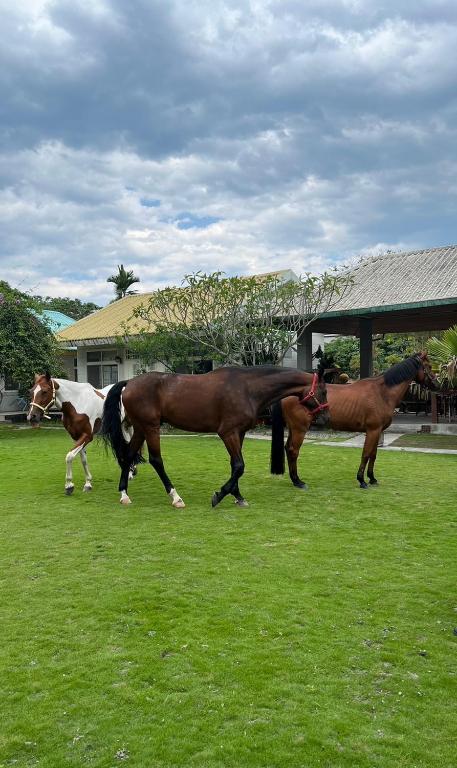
[120,490,132,505]
[80,448,93,491]
[65,444,84,493]
[169,488,185,509]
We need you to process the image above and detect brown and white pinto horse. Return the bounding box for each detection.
[271,353,438,489]
[101,365,329,509]
[28,373,114,495]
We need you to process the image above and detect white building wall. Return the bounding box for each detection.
[281,332,326,368]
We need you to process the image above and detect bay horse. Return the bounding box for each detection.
[270,352,438,489]
[100,365,328,508]
[28,373,115,495]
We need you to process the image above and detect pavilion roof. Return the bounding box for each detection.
[330,244,457,314]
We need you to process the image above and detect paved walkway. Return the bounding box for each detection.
[316,433,457,455]
[246,430,457,455]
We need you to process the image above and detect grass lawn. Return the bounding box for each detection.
[390,433,457,450]
[0,425,456,768]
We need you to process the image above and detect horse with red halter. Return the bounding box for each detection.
[100,365,328,509]
[28,373,115,495]
[270,352,438,489]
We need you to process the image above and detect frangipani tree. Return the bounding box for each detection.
[128,269,353,368]
[428,325,457,389]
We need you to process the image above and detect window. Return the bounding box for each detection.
[87,351,102,363]
[4,371,19,390]
[87,364,118,388]
[86,350,118,388]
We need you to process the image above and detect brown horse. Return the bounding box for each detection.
[271,352,438,489]
[101,365,328,508]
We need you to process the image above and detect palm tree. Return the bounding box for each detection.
[107,264,140,300]
[428,325,457,389]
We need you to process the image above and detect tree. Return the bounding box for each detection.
[324,332,433,379]
[127,269,353,368]
[0,282,64,393]
[321,336,361,377]
[125,325,210,374]
[34,295,100,320]
[107,264,140,300]
[427,325,457,388]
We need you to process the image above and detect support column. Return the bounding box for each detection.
[359,317,373,379]
[297,326,314,371]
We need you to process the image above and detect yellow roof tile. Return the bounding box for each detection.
[56,293,155,343]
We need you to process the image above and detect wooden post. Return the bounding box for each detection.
[431,392,438,423]
[359,317,373,378]
[297,326,313,371]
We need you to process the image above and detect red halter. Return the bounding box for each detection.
[298,372,329,416]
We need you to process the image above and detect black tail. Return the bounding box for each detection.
[100,381,131,468]
[270,400,285,475]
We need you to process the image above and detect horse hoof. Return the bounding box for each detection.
[65,486,74,496]
[369,479,378,486]
[359,483,368,490]
[173,499,186,509]
[120,496,132,505]
[211,492,220,508]
[294,482,308,491]
[235,499,249,508]
[83,485,92,493]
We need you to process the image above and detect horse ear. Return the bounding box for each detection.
[34,373,41,383]
[316,360,325,379]
[45,371,51,381]
[419,350,428,360]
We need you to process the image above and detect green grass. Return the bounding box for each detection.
[391,433,457,450]
[0,425,456,768]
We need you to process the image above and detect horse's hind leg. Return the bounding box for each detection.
[80,447,93,491]
[212,431,245,508]
[357,429,381,489]
[285,426,308,490]
[65,438,87,495]
[118,431,144,505]
[145,427,185,509]
[231,432,248,507]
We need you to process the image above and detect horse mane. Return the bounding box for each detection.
[383,355,422,387]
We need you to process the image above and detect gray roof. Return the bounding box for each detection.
[331,244,457,313]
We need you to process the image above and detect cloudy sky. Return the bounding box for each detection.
[1,0,457,305]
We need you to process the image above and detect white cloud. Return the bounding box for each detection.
[0,0,456,304]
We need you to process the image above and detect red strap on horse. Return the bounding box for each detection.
[298,372,329,416]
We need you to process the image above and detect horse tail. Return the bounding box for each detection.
[270,400,285,475]
[100,381,131,467]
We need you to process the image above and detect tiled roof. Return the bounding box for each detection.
[40,310,76,332]
[331,244,457,313]
[56,293,155,343]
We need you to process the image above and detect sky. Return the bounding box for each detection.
[1,0,457,306]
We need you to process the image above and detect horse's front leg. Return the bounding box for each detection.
[212,431,245,508]
[367,429,383,485]
[65,438,88,495]
[356,429,381,489]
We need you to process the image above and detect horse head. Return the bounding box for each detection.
[415,351,439,390]
[28,372,58,426]
[298,362,330,424]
